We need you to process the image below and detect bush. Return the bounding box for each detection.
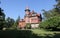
[26,23,31,29]
[39,16,60,31]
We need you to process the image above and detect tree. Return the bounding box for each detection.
[42,0,60,19]
[6,17,15,28]
[16,16,20,24]
[0,8,5,30]
[40,16,60,31]
[42,9,53,19]
[26,23,31,29]
[55,0,60,14]
[42,8,60,20]
[40,0,60,31]
[15,16,20,29]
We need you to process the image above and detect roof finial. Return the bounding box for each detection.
[25,6,30,12]
[26,6,29,9]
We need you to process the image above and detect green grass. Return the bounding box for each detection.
[31,29,60,38]
[0,29,60,38]
[31,29,60,35]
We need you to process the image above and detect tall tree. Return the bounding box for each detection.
[16,16,20,25]
[14,16,20,29]
[0,8,5,30]
[42,0,60,19]
[6,17,15,28]
[40,0,60,31]
[42,9,51,19]
[55,0,60,13]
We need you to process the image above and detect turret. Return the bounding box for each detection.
[25,7,30,15]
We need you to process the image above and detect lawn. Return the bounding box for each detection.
[32,29,60,35]
[0,29,60,38]
[31,29,60,37]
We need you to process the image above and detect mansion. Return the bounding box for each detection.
[18,7,42,29]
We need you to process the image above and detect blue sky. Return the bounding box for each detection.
[1,0,56,20]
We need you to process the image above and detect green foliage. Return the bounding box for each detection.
[16,16,20,24]
[42,9,53,19]
[26,23,31,29]
[0,8,5,30]
[42,0,60,19]
[39,16,60,31]
[42,8,60,19]
[5,17,15,28]
[15,16,20,29]
[41,0,60,31]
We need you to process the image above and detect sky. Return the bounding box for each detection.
[0,0,56,20]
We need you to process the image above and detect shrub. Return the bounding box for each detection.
[39,16,60,31]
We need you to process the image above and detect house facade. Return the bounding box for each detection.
[18,7,42,29]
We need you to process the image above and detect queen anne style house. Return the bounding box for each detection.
[18,7,42,29]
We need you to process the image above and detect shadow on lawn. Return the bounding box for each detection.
[0,30,60,38]
[43,33,60,38]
